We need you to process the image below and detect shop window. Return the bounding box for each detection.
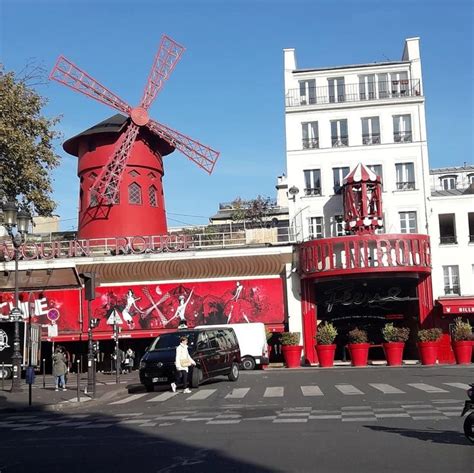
[439,213,457,244]
[443,265,460,295]
[128,182,142,205]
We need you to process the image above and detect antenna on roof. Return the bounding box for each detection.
[382,53,391,61]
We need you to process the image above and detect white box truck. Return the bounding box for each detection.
[195,322,269,370]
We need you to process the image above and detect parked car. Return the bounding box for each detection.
[139,327,241,392]
[195,323,269,370]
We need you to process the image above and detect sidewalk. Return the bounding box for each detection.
[0,371,136,412]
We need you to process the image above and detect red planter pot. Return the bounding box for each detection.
[316,344,336,368]
[383,342,405,366]
[417,341,439,365]
[348,343,370,367]
[282,345,303,368]
[452,341,472,365]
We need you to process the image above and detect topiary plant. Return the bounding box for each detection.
[382,323,410,343]
[417,328,442,342]
[452,317,472,342]
[348,327,368,344]
[316,322,338,345]
[281,332,301,346]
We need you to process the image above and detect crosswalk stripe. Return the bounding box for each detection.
[407,383,449,393]
[335,384,364,395]
[301,386,323,396]
[146,392,179,402]
[110,394,148,405]
[186,389,216,400]
[264,387,284,397]
[225,388,250,399]
[443,382,470,390]
[369,384,405,394]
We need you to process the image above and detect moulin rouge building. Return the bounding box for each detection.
[1,36,472,365]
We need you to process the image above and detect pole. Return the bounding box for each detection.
[42,358,46,388]
[11,244,22,392]
[86,299,95,397]
[76,360,80,403]
[115,322,119,384]
[1,362,4,391]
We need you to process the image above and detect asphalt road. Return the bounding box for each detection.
[0,366,472,473]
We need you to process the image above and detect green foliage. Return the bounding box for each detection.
[0,65,61,215]
[348,327,368,344]
[281,332,300,346]
[266,329,273,341]
[452,317,472,342]
[229,195,273,227]
[417,328,442,342]
[316,322,338,345]
[382,323,410,343]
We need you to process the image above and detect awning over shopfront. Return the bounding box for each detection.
[0,267,82,291]
[437,297,474,315]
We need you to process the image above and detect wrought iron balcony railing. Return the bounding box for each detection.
[470,234,474,243]
[394,131,413,143]
[444,285,460,296]
[302,138,319,149]
[362,134,381,145]
[304,188,321,196]
[332,136,349,147]
[440,236,457,245]
[286,79,421,108]
[396,181,416,191]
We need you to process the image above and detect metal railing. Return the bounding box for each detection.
[444,286,460,296]
[440,236,457,245]
[394,131,413,143]
[331,136,349,147]
[396,181,416,191]
[286,79,421,108]
[304,188,321,196]
[362,134,381,145]
[302,138,319,149]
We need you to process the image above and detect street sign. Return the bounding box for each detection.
[106,310,123,325]
[9,308,23,321]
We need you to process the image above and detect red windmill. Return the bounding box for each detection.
[50,35,220,239]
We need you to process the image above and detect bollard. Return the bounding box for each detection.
[76,360,80,403]
[42,359,46,389]
[1,362,4,391]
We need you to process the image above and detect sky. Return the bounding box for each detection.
[1,0,473,231]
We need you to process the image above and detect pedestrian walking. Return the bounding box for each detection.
[124,348,135,373]
[171,336,196,394]
[52,347,68,391]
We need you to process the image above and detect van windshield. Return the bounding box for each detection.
[149,331,197,351]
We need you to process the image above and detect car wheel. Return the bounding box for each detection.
[191,367,202,388]
[241,356,256,371]
[144,383,154,392]
[0,367,12,380]
[228,362,239,382]
[464,412,474,444]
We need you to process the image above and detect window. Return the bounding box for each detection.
[367,164,383,190]
[395,163,415,190]
[331,215,345,237]
[439,214,457,244]
[304,169,321,196]
[328,77,345,103]
[333,166,350,194]
[378,73,389,99]
[468,213,474,243]
[302,122,319,149]
[129,170,140,177]
[331,119,348,147]
[128,182,142,205]
[468,174,474,185]
[443,265,460,295]
[393,115,412,142]
[308,217,323,239]
[148,185,158,207]
[390,71,409,97]
[299,79,316,105]
[399,211,417,233]
[440,175,457,190]
[359,74,376,100]
[361,117,381,145]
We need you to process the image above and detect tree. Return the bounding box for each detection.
[0,65,61,215]
[230,195,274,227]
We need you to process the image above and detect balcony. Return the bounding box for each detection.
[396,181,416,191]
[444,286,460,296]
[286,79,421,108]
[304,188,321,196]
[362,134,381,145]
[440,236,457,245]
[299,233,431,278]
[302,138,319,149]
[332,136,349,148]
[394,131,413,143]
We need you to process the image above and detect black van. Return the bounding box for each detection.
[139,327,241,392]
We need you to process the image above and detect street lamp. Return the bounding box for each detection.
[1,199,32,392]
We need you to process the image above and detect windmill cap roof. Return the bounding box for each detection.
[343,163,380,184]
[63,114,175,157]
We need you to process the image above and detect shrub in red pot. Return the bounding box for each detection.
[382,323,410,366]
[347,328,369,367]
[417,328,442,365]
[451,318,472,365]
[315,322,338,368]
[281,332,302,368]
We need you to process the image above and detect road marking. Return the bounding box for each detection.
[13,426,50,431]
[146,392,178,402]
[186,389,216,400]
[110,393,148,405]
[407,383,449,393]
[343,411,374,416]
[301,386,323,396]
[76,424,114,429]
[182,417,215,422]
[412,415,447,420]
[342,406,373,410]
[443,382,470,390]
[207,420,241,425]
[225,388,250,399]
[335,384,364,395]
[113,412,143,416]
[264,387,284,397]
[342,417,377,422]
[369,383,405,394]
[308,415,341,420]
[274,418,308,423]
[373,408,405,412]
[375,413,410,418]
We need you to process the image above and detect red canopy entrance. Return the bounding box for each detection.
[437,297,474,315]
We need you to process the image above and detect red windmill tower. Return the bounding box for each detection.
[50,35,220,240]
[342,163,383,235]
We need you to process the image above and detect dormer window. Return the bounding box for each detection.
[440,175,457,190]
[467,174,474,185]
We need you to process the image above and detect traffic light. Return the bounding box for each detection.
[80,272,97,301]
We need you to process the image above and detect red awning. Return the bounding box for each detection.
[437,297,474,315]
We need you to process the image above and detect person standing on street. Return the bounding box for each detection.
[52,347,68,391]
[171,336,196,394]
[125,348,135,373]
